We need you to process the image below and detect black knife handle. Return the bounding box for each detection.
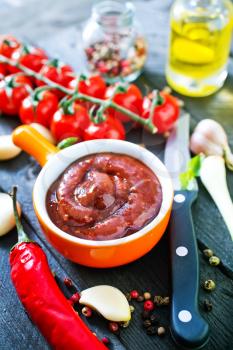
[169,190,209,349]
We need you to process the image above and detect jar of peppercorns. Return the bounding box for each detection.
[82,1,147,83]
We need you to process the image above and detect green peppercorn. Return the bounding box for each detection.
[162,297,170,306]
[203,249,214,258]
[146,326,157,335]
[143,319,152,328]
[203,299,213,312]
[157,326,166,337]
[121,320,130,328]
[154,295,163,305]
[125,293,131,301]
[203,279,216,291]
[129,305,135,313]
[209,256,220,266]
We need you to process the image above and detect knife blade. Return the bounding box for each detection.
[164,113,209,349]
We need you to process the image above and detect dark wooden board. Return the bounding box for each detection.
[0,1,233,349]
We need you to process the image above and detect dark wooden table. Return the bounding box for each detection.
[0,1,233,349]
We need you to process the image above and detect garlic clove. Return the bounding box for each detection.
[30,123,56,144]
[0,135,22,160]
[194,119,228,148]
[0,193,21,236]
[79,285,131,322]
[200,156,233,240]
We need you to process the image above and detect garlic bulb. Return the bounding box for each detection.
[190,119,233,170]
[0,193,21,236]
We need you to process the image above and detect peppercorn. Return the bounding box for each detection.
[154,296,170,306]
[144,300,154,311]
[125,293,131,302]
[203,279,216,291]
[143,319,152,328]
[102,337,110,345]
[143,292,151,300]
[81,306,92,317]
[203,249,214,258]
[162,297,170,306]
[203,299,213,312]
[129,305,135,313]
[137,295,144,302]
[150,312,160,325]
[63,277,73,288]
[146,326,157,335]
[69,292,80,305]
[109,322,119,334]
[157,326,166,337]
[209,256,220,266]
[130,290,139,299]
[141,310,151,320]
[121,320,130,328]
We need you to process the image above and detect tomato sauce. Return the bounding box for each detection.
[46,153,162,241]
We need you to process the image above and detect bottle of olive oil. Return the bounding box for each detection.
[166,0,233,97]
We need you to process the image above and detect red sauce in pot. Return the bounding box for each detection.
[46,153,162,241]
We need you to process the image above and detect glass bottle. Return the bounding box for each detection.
[82,1,147,83]
[166,0,233,97]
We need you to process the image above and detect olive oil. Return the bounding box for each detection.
[166,0,233,97]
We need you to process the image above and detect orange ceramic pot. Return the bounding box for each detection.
[13,125,173,268]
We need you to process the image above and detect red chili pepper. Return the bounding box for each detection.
[9,187,107,350]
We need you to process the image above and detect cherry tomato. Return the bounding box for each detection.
[105,84,143,123]
[9,46,48,74]
[0,35,21,58]
[142,91,180,133]
[0,74,32,116]
[36,59,74,95]
[0,63,7,80]
[19,90,59,128]
[69,75,107,99]
[50,104,89,142]
[83,116,125,141]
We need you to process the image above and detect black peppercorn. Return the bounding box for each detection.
[137,295,144,302]
[146,326,157,335]
[141,310,151,320]
[143,319,152,328]
[203,299,213,312]
[150,313,160,325]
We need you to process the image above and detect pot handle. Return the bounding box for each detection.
[12,125,58,167]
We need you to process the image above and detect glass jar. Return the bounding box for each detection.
[166,0,233,97]
[82,1,147,83]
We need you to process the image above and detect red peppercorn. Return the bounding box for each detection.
[108,322,119,334]
[130,290,139,299]
[144,300,154,311]
[81,306,92,317]
[102,337,110,345]
[69,292,80,305]
[63,277,73,288]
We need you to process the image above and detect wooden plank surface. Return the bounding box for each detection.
[0,1,233,349]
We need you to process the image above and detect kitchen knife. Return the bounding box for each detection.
[164,113,209,349]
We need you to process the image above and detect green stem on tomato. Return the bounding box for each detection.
[0,53,157,133]
[11,186,31,244]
